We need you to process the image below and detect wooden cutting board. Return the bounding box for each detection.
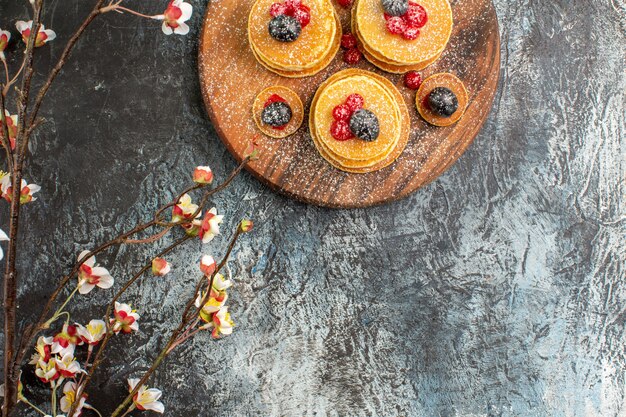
[199,0,500,208]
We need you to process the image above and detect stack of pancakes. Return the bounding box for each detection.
[248,0,341,77]
[309,69,409,173]
[352,0,453,73]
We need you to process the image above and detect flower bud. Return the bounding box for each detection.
[200,255,216,276]
[239,219,254,233]
[243,137,260,160]
[152,257,171,276]
[192,166,213,184]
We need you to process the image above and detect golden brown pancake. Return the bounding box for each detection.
[309,69,410,173]
[248,0,338,71]
[249,12,341,78]
[355,0,452,65]
[313,75,401,161]
[252,86,304,138]
[351,14,443,73]
[416,72,468,126]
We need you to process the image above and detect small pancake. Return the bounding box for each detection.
[313,74,402,161]
[355,0,452,65]
[250,12,341,78]
[253,86,304,138]
[351,15,442,73]
[309,69,410,173]
[416,73,468,126]
[248,0,337,71]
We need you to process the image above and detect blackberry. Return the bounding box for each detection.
[349,109,380,141]
[382,0,408,17]
[428,87,458,117]
[262,101,292,127]
[268,15,301,42]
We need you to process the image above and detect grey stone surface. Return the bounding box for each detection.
[0,0,624,416]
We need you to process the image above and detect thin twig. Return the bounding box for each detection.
[23,0,108,162]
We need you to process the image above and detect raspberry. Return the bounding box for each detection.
[330,120,354,141]
[332,104,352,121]
[404,71,422,89]
[341,33,357,49]
[343,48,362,65]
[336,0,353,8]
[345,93,364,111]
[284,0,301,9]
[402,26,420,40]
[405,3,427,28]
[294,6,311,27]
[269,2,286,16]
[386,16,406,35]
[384,12,392,20]
[263,94,286,107]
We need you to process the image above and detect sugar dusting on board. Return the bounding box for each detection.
[198,0,500,207]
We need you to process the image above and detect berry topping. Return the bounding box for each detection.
[404,71,422,90]
[382,0,408,17]
[284,0,301,12]
[330,120,354,141]
[427,87,458,117]
[349,109,380,141]
[405,2,428,28]
[386,16,406,35]
[345,93,364,111]
[402,26,420,40]
[269,15,302,42]
[336,0,353,8]
[269,3,286,17]
[262,101,293,127]
[343,48,362,65]
[341,33,358,49]
[264,93,287,107]
[293,6,311,27]
[332,104,352,121]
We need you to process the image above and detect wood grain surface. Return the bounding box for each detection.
[199,0,501,208]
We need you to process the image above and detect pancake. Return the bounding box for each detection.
[309,69,410,173]
[355,0,452,65]
[416,72,468,126]
[249,12,341,78]
[252,86,304,138]
[248,0,338,71]
[351,15,443,73]
[313,74,402,161]
[313,74,401,163]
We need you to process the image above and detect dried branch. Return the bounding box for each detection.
[2,0,44,412]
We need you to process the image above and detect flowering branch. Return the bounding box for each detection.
[110,226,246,417]
[0,1,261,416]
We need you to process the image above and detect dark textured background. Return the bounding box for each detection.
[1,0,625,416]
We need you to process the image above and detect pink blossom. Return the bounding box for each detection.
[128,378,164,413]
[111,302,139,334]
[15,20,56,47]
[0,177,41,204]
[52,323,82,354]
[76,319,106,346]
[77,250,114,294]
[156,0,193,36]
[0,30,10,59]
[199,207,223,243]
